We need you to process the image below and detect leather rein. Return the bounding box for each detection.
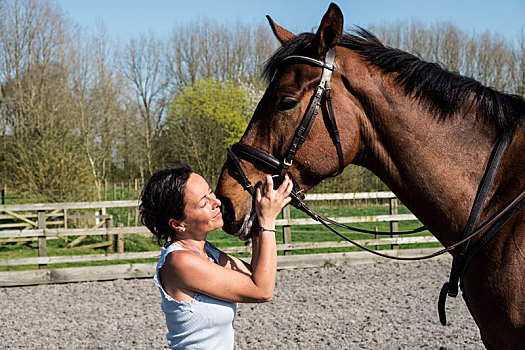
[225,46,525,324]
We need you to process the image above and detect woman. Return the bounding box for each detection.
[140,164,292,349]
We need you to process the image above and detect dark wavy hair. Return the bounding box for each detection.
[139,164,193,245]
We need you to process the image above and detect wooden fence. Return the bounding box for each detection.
[0,192,449,287]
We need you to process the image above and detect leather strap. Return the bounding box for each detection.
[228,143,305,205]
[324,88,344,176]
[230,143,280,171]
[447,128,512,296]
[460,189,525,283]
[438,128,513,325]
[280,47,338,179]
[227,147,255,195]
[228,142,428,236]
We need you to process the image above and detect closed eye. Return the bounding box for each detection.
[276,97,299,111]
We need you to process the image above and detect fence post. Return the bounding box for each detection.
[37,210,47,269]
[115,212,124,253]
[63,208,68,243]
[374,226,378,250]
[117,222,125,253]
[390,198,399,250]
[1,185,5,214]
[282,205,292,255]
[103,208,114,253]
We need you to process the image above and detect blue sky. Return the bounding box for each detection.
[57,0,524,42]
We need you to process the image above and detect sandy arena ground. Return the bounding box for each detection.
[0,260,483,349]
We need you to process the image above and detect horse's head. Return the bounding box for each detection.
[216,3,364,238]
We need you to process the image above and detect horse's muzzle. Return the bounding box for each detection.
[218,196,254,240]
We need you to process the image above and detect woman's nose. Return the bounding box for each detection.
[212,196,221,208]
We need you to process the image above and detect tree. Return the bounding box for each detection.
[70,24,124,200]
[0,0,94,201]
[513,29,525,98]
[368,21,520,93]
[121,34,169,179]
[163,78,252,184]
[166,19,276,91]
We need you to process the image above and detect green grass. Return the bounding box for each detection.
[0,204,441,271]
[1,192,46,205]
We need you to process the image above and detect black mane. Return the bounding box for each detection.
[264,28,525,132]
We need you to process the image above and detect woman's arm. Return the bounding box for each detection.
[162,174,292,303]
[218,174,292,274]
[218,250,253,275]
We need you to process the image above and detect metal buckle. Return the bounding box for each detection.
[283,159,293,166]
[324,63,335,71]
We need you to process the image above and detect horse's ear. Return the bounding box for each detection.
[312,3,343,56]
[266,15,295,45]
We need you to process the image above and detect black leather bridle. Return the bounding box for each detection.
[227,47,342,206]
[225,46,525,325]
[227,47,427,236]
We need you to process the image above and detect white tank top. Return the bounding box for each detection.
[154,242,237,349]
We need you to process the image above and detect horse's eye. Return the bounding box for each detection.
[276,97,299,111]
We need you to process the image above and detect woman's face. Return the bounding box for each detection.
[181,173,223,233]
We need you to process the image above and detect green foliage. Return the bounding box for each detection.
[163,78,251,184]
[4,131,95,202]
[176,78,251,145]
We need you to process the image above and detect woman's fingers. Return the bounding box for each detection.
[259,173,293,205]
[255,182,262,202]
[265,174,274,197]
[284,175,293,195]
[254,174,294,223]
[277,174,293,198]
[282,177,293,206]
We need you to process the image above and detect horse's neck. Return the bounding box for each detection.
[356,82,498,246]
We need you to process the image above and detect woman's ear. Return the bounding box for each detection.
[169,218,186,232]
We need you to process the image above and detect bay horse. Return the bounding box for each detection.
[215,3,525,348]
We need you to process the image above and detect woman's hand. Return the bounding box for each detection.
[160,173,293,305]
[254,174,293,229]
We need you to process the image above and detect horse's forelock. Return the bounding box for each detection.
[263,33,314,83]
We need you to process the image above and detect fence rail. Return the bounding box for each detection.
[0,192,447,287]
